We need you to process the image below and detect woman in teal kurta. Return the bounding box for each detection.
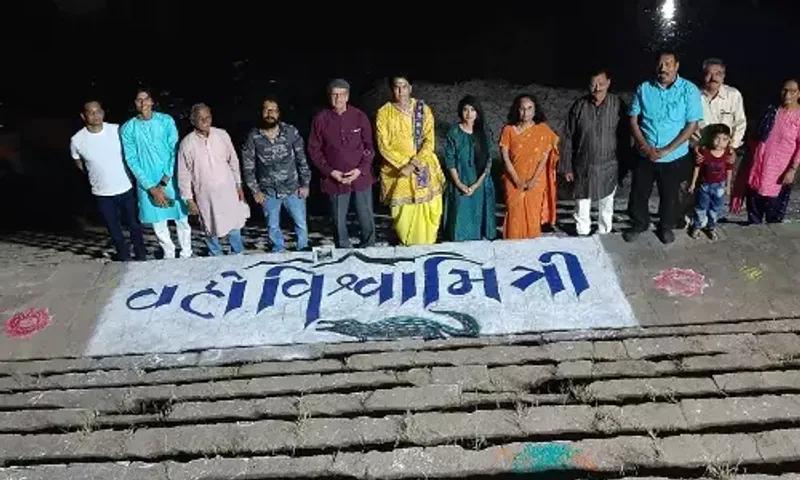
[442,95,497,241]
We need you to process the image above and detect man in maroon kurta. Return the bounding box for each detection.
[308,78,376,248]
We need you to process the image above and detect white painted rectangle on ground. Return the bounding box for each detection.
[85,237,638,356]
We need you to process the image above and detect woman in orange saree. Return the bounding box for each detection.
[499,94,560,239]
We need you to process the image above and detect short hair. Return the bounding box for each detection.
[708,123,731,139]
[657,50,679,63]
[189,103,210,124]
[261,94,281,107]
[702,58,726,72]
[327,78,350,93]
[589,67,611,80]
[135,86,153,99]
[82,99,102,112]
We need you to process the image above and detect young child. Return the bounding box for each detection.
[688,123,734,240]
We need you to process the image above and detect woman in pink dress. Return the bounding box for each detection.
[732,78,800,223]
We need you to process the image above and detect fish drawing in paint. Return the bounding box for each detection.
[314,309,480,341]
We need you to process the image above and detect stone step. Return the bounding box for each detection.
[5,372,800,434]
[3,317,799,377]
[5,393,800,462]
[2,343,800,415]
[2,319,800,476]
[3,429,800,478]
[2,336,800,419]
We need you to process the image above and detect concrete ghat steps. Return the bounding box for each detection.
[3,318,800,478]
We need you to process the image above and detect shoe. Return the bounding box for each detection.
[623,230,642,243]
[658,229,675,244]
[705,228,718,241]
[688,226,700,239]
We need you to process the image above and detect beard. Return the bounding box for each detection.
[261,117,278,128]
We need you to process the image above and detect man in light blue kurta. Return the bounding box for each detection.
[624,50,702,245]
[121,88,193,259]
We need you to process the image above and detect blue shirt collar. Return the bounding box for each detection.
[651,74,682,90]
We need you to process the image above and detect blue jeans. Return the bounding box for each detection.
[263,193,308,251]
[694,181,726,229]
[205,228,244,256]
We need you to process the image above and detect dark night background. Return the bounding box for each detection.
[1,0,799,234]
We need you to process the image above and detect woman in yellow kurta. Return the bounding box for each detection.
[500,93,560,239]
[376,76,445,245]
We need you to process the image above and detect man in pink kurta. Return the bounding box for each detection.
[178,103,250,255]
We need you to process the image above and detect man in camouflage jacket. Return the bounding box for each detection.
[242,96,312,252]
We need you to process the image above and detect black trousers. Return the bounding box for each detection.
[746,186,792,224]
[627,156,686,232]
[96,189,147,261]
[329,187,376,248]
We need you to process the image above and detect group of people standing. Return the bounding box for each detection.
[500,50,799,245]
[69,50,800,261]
[624,52,800,243]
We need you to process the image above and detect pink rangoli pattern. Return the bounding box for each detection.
[653,268,708,297]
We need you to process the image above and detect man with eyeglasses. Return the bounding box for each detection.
[308,78,376,249]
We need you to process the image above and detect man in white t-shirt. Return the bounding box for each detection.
[70,100,147,261]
